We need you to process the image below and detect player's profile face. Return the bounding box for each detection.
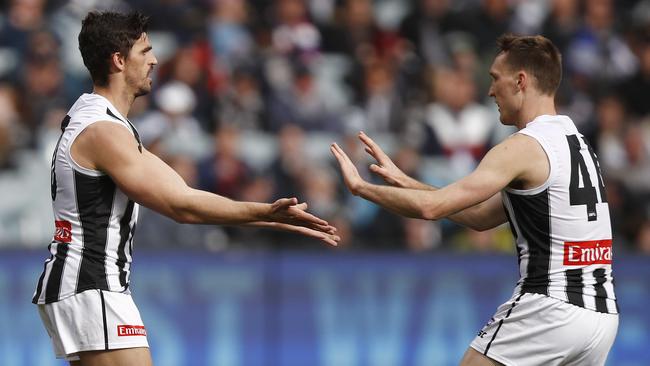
[125,32,157,97]
[488,53,519,125]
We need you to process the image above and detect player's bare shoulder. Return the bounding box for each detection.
[71,121,141,172]
[500,132,550,190]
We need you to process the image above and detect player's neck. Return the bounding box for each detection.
[92,84,135,118]
[516,94,557,129]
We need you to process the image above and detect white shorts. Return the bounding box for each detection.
[37,289,149,361]
[471,292,618,366]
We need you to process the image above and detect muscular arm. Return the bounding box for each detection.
[389,176,506,231]
[71,122,338,247]
[72,122,273,224]
[332,133,547,231]
[355,131,506,230]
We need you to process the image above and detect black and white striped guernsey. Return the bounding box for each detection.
[33,93,141,305]
[503,114,617,314]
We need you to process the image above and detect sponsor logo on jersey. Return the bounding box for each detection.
[563,239,612,265]
[54,220,72,243]
[117,325,147,336]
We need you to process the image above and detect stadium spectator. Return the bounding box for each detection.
[136,80,211,160]
[421,67,496,170]
[216,65,268,131]
[566,0,637,86]
[618,29,650,117]
[207,0,255,72]
[197,125,253,199]
[398,0,462,67]
[267,62,341,132]
[540,0,581,55]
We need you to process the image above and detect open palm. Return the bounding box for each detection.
[358,131,409,187]
[330,142,365,195]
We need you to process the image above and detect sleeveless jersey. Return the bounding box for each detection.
[33,93,142,305]
[503,114,618,314]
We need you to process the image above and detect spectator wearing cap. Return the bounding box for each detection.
[135,80,211,160]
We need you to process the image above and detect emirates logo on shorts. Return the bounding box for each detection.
[117,325,147,337]
[563,239,612,265]
[54,220,72,243]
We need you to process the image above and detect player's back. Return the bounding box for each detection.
[33,93,140,305]
[503,114,617,314]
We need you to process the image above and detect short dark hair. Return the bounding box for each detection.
[496,34,562,95]
[78,11,150,86]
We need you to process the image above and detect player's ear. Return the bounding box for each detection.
[516,71,527,92]
[110,52,126,72]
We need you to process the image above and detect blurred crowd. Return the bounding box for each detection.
[1,0,650,254]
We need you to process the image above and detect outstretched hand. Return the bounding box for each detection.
[330,142,366,195]
[257,221,341,246]
[264,198,340,246]
[358,131,408,187]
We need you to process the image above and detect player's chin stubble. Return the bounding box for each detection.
[134,80,152,98]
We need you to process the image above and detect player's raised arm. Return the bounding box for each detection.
[357,131,508,231]
[331,132,544,230]
[72,121,339,245]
